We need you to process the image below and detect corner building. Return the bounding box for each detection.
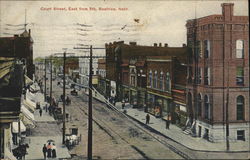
[186,3,249,142]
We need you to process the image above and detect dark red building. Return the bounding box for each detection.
[186,3,249,142]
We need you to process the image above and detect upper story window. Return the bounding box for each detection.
[204,95,210,120]
[236,96,244,120]
[153,71,158,88]
[236,67,244,85]
[197,67,202,84]
[196,41,202,59]
[236,40,244,58]
[204,40,210,58]
[165,72,171,92]
[204,67,210,85]
[159,72,164,90]
[149,70,152,88]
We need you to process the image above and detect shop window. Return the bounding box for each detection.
[236,67,244,85]
[204,40,210,58]
[204,95,210,120]
[204,67,210,85]
[236,96,244,120]
[236,40,244,58]
[159,72,164,90]
[149,70,152,88]
[198,93,202,117]
[153,71,157,88]
[165,72,171,92]
[237,130,245,141]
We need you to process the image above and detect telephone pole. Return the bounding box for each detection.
[62,52,66,144]
[50,58,53,108]
[44,59,46,101]
[88,45,93,160]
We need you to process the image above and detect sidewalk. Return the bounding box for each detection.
[25,91,71,160]
[115,102,249,152]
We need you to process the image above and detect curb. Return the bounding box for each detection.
[125,112,249,153]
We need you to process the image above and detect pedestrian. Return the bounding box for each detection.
[51,143,57,158]
[166,120,170,129]
[45,103,48,112]
[146,114,150,124]
[47,143,52,158]
[166,114,171,129]
[42,144,47,159]
[122,100,125,109]
[39,108,43,117]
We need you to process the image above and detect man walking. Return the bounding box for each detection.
[42,144,47,159]
[39,108,43,117]
[146,114,150,124]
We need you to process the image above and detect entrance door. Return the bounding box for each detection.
[198,126,201,137]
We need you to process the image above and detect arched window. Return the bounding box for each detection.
[159,72,164,90]
[165,72,171,91]
[149,70,152,88]
[204,95,210,120]
[153,71,157,88]
[237,96,244,120]
[198,94,202,117]
[236,40,244,58]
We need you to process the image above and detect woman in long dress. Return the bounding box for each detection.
[47,143,52,158]
[52,143,57,158]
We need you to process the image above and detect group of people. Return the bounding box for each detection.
[42,143,57,159]
[145,113,171,129]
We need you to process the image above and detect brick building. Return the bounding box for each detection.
[105,42,189,124]
[186,3,249,142]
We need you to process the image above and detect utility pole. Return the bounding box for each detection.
[44,59,46,101]
[50,58,53,108]
[88,45,93,160]
[62,52,66,144]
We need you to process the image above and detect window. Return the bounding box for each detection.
[153,71,157,88]
[204,67,210,85]
[196,41,202,58]
[236,67,244,85]
[159,72,164,90]
[204,40,210,58]
[149,70,152,88]
[165,72,171,91]
[204,95,210,120]
[198,94,202,117]
[237,130,245,141]
[237,96,244,120]
[236,40,244,58]
[197,68,202,84]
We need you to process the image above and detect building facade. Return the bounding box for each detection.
[186,3,249,142]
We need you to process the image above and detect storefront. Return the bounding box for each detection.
[173,101,187,126]
[130,88,137,107]
[147,91,171,118]
[121,85,130,102]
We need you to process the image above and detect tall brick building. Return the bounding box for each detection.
[186,3,249,142]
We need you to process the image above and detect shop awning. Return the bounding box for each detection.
[25,75,33,86]
[23,99,35,113]
[12,121,26,133]
[21,105,34,121]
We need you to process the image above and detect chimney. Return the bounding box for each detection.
[154,43,157,47]
[159,43,162,47]
[164,43,168,47]
[183,43,186,47]
[129,42,137,45]
[221,3,234,21]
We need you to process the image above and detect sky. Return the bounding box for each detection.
[0,0,248,58]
